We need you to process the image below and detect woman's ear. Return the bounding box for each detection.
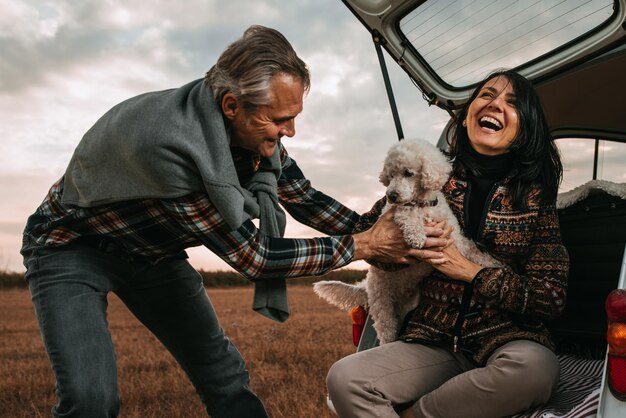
[221,92,239,120]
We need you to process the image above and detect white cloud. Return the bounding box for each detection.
[0,1,67,40]
[2,0,397,272]
[2,0,621,273]
[0,52,186,177]
[0,0,454,273]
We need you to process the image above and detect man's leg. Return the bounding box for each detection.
[326,341,464,418]
[25,245,122,418]
[116,258,267,418]
[412,340,560,418]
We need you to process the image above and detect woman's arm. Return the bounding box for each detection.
[427,204,569,321]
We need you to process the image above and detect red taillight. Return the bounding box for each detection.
[608,322,626,355]
[607,289,626,322]
[608,356,626,400]
[350,306,367,347]
[606,289,626,401]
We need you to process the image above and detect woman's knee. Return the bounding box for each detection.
[326,356,354,397]
[326,352,373,402]
[493,341,560,402]
[523,344,560,399]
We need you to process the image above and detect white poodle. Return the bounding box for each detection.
[314,139,502,344]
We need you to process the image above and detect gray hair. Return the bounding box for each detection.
[205,25,311,111]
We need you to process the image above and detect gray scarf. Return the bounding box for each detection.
[61,78,289,322]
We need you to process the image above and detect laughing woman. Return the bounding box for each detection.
[326,69,568,418]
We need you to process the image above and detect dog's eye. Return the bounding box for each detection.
[403,169,414,177]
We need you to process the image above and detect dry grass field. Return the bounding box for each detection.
[0,285,356,418]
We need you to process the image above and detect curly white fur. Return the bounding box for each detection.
[556,179,626,209]
[314,139,502,344]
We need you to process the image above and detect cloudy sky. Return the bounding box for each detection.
[1,0,622,273]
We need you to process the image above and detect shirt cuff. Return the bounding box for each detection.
[473,267,505,300]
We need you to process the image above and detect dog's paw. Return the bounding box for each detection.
[394,211,428,249]
[403,231,427,249]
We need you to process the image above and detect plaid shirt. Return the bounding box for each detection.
[22,144,360,280]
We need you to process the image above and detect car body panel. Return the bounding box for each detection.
[536,43,626,141]
[342,0,626,138]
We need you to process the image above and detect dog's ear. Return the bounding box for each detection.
[379,167,390,186]
[420,150,452,191]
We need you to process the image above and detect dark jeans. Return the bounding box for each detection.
[24,243,267,418]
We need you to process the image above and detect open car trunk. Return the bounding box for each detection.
[324,1,626,416]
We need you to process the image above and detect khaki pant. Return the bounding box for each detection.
[326,340,559,418]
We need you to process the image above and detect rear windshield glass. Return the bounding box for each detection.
[399,0,616,87]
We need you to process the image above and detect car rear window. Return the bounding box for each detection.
[558,138,626,192]
[399,0,616,87]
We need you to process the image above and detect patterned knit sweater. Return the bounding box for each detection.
[360,173,569,365]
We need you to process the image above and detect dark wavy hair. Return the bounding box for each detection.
[446,69,563,210]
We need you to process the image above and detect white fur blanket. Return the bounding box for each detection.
[557,179,626,209]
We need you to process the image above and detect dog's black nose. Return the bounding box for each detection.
[387,192,398,203]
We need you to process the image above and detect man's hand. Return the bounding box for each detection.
[353,209,449,264]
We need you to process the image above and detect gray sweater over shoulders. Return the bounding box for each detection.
[60,78,289,322]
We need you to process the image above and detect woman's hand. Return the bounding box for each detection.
[411,220,454,264]
[424,238,483,282]
[352,209,449,264]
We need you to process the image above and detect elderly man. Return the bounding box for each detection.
[21,26,445,417]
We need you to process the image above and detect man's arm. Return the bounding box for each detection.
[163,194,355,280]
[162,194,443,281]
